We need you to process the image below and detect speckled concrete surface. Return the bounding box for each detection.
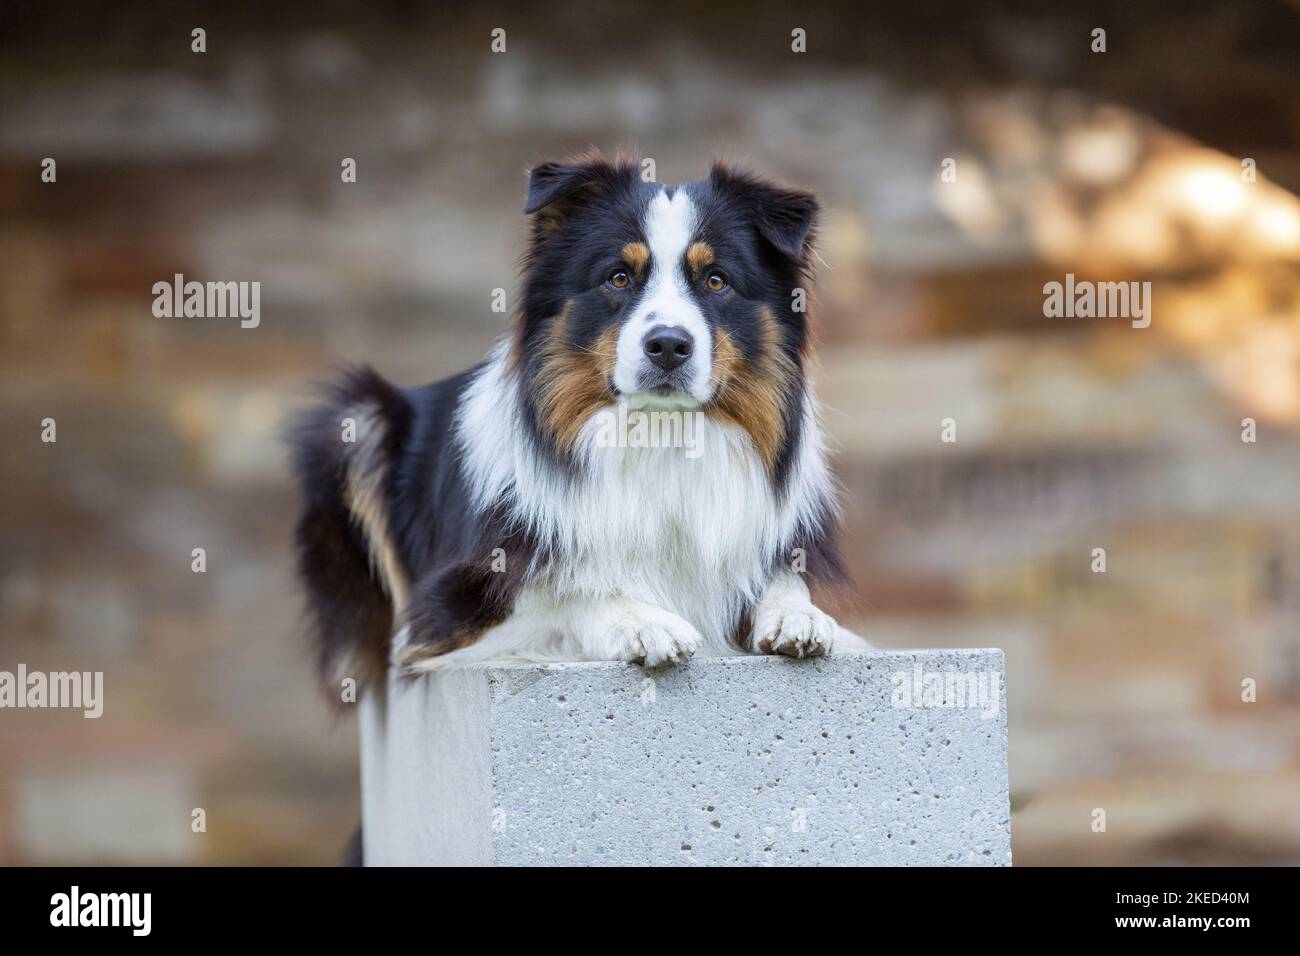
[361,649,1010,865]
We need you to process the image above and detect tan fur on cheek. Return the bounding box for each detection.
[709,307,798,473]
[536,313,619,453]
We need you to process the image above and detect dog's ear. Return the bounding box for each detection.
[709,163,819,262]
[523,157,610,214]
[524,152,634,241]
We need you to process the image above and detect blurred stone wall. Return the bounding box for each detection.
[1,2,1298,864]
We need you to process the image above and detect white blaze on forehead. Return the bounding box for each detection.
[613,188,713,403]
[645,188,696,269]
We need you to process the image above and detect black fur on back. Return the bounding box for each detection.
[287,364,538,690]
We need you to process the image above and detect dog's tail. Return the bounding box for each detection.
[286,366,413,698]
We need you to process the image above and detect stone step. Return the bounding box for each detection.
[360,649,1010,866]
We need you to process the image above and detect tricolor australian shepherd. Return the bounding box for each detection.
[290,153,866,694]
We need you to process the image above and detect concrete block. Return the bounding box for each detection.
[360,649,1010,866]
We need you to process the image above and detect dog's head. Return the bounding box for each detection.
[513,151,819,474]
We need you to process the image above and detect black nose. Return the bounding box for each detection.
[642,326,694,371]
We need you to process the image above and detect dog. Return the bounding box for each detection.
[289,152,865,698]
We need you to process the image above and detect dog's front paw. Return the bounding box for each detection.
[751,602,837,659]
[598,603,701,667]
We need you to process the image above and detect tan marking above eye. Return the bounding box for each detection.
[621,241,650,276]
[687,241,715,273]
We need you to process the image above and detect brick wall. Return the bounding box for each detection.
[2,2,1298,864]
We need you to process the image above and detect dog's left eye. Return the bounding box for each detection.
[607,270,631,290]
[705,271,728,293]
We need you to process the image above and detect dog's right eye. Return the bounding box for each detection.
[607,270,631,290]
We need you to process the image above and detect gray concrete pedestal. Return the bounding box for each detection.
[360,649,1011,866]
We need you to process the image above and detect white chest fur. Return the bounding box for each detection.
[455,344,834,655]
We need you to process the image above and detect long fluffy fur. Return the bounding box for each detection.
[289,152,851,689]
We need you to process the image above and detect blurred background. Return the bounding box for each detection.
[2,0,1299,864]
